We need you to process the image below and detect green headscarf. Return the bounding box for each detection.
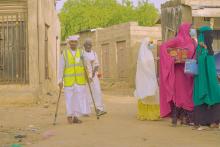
[193,26,220,106]
[199,26,212,33]
[196,26,212,58]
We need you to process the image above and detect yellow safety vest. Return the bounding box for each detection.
[63,49,86,87]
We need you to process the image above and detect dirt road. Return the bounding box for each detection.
[1,90,220,147]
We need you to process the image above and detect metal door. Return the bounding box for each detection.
[0,13,28,84]
[117,41,128,79]
[101,43,110,78]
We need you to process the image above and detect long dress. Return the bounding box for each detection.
[134,37,160,121]
[159,23,196,123]
[193,26,220,126]
[83,50,105,111]
[58,49,91,117]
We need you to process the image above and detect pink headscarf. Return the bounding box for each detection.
[159,23,196,117]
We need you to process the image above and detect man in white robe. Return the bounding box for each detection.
[83,38,107,116]
[58,35,91,124]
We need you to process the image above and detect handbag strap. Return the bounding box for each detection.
[192,39,197,58]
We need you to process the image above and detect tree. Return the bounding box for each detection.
[59,0,159,40]
[136,2,158,26]
[122,0,133,7]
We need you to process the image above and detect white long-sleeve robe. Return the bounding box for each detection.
[58,49,91,117]
[83,50,105,111]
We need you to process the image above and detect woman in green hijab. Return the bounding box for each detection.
[194,26,220,130]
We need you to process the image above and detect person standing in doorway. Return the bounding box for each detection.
[83,38,107,116]
[58,35,91,124]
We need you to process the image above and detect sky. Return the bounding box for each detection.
[56,0,168,11]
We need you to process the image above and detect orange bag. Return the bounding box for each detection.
[168,48,188,63]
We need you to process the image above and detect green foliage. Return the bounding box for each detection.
[59,0,159,40]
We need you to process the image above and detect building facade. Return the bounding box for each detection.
[161,0,220,52]
[0,0,60,104]
[78,22,161,87]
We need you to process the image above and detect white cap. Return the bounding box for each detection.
[67,35,79,41]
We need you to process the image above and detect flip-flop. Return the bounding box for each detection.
[197,126,208,131]
[97,111,107,116]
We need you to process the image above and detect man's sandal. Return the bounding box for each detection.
[73,117,82,124]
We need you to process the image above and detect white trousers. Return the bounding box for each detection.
[64,84,91,117]
[87,75,105,111]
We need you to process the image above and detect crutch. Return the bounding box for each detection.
[81,55,100,120]
[53,87,62,125]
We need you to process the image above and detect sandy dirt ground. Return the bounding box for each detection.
[1,89,220,147]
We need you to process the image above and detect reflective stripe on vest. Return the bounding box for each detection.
[63,49,86,87]
[64,73,85,77]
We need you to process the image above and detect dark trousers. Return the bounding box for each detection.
[194,104,220,126]
[170,102,193,125]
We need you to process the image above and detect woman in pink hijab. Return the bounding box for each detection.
[159,23,196,126]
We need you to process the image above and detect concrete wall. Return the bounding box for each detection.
[79,30,97,49]
[168,0,220,6]
[193,8,220,17]
[0,0,60,104]
[98,23,131,82]
[130,23,161,86]
[193,17,220,29]
[161,2,192,40]
[38,0,61,95]
[162,0,220,36]
[79,22,161,87]
[183,0,220,6]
